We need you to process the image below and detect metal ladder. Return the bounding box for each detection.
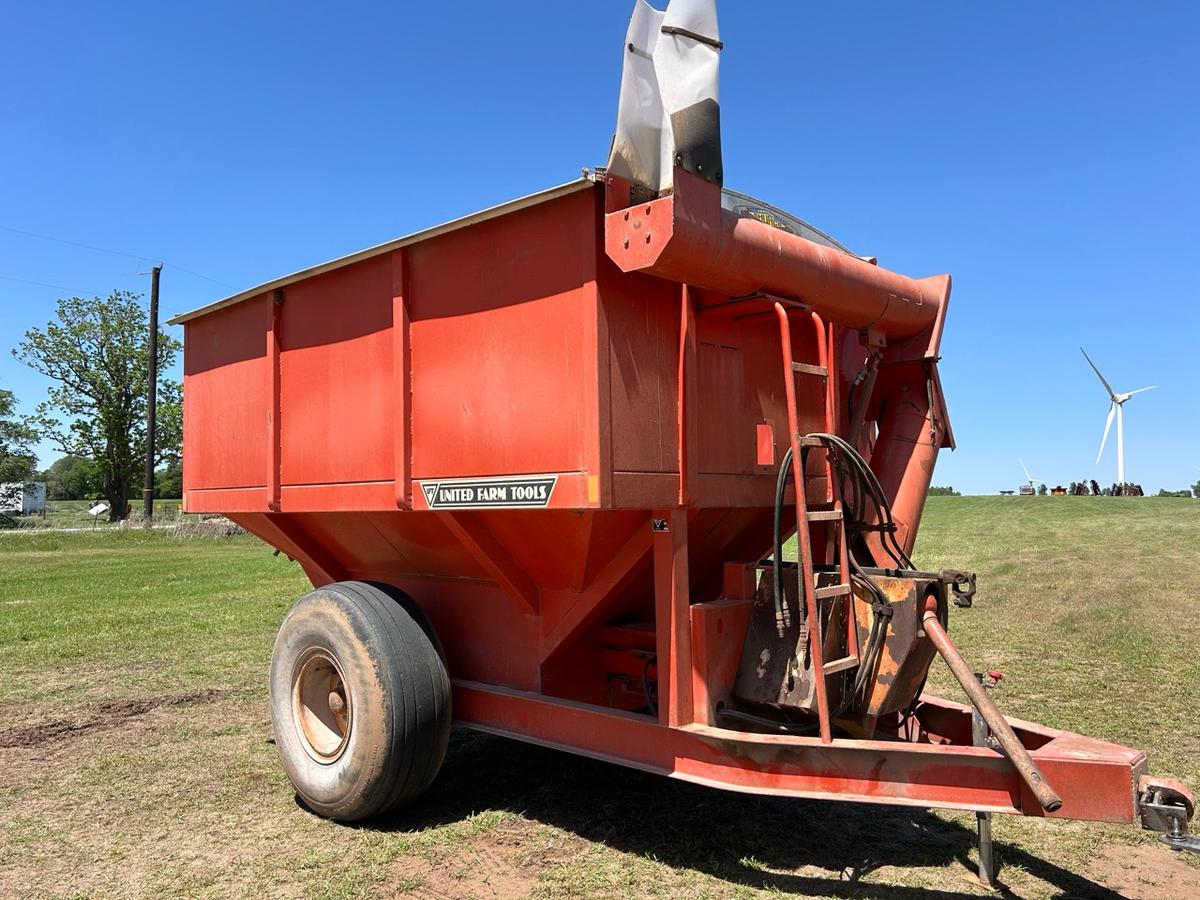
[773,301,858,743]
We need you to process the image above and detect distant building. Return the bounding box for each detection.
[0,482,47,516]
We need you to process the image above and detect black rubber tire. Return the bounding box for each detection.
[269,581,451,821]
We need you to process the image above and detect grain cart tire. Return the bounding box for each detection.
[269,581,451,821]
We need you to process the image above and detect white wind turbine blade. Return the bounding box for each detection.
[1096,402,1116,463]
[1081,347,1116,400]
[1126,385,1158,397]
[1019,457,1034,482]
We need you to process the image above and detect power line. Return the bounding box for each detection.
[0,224,151,262]
[0,223,236,289]
[0,273,107,296]
[163,262,234,288]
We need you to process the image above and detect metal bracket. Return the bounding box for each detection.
[938,569,977,608]
[660,25,724,50]
[1140,780,1199,853]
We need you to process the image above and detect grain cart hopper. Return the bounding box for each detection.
[170,0,1196,856]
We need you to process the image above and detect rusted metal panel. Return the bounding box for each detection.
[852,577,940,718]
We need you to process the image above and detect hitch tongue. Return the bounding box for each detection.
[921,607,1063,812]
[1139,776,1200,852]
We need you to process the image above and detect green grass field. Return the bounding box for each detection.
[1,497,1198,898]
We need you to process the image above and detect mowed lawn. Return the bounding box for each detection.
[1,498,1198,899]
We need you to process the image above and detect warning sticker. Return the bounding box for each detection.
[418,474,558,510]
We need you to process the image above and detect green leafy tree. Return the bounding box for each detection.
[1037,483,1048,495]
[154,458,182,499]
[1193,480,1200,499]
[42,454,103,500]
[927,486,960,496]
[0,388,39,482]
[14,292,181,521]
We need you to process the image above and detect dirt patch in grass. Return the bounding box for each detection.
[1088,843,1200,899]
[0,688,225,748]
[392,827,545,899]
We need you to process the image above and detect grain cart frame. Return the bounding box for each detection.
[170,0,1195,855]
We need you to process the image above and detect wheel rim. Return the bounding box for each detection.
[292,647,353,763]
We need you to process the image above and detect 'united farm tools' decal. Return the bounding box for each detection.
[418,475,558,509]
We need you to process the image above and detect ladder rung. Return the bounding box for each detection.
[823,655,860,675]
[792,362,828,377]
[805,509,842,522]
[813,583,852,600]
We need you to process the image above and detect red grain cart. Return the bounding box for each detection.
[171,170,1194,844]
[170,1,1195,864]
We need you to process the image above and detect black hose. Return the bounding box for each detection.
[718,705,819,736]
[806,432,914,570]
[771,432,911,720]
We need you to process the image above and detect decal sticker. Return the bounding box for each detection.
[418,474,558,509]
[733,204,792,233]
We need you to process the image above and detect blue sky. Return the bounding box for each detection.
[1,2,1196,493]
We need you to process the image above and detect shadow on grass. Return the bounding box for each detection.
[361,728,1123,899]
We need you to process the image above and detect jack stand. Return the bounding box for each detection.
[973,671,1001,887]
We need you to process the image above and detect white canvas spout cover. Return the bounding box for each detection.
[607,0,722,193]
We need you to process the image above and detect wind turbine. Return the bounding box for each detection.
[1018,458,1040,494]
[1081,348,1156,485]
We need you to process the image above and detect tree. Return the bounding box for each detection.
[14,292,181,521]
[41,454,103,500]
[1037,483,1048,495]
[1193,480,1200,499]
[154,458,182,499]
[0,388,38,482]
[927,486,960,496]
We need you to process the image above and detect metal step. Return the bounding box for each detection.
[823,655,860,675]
[813,583,851,600]
[792,361,828,377]
[805,509,842,522]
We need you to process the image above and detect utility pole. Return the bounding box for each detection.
[142,263,162,522]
